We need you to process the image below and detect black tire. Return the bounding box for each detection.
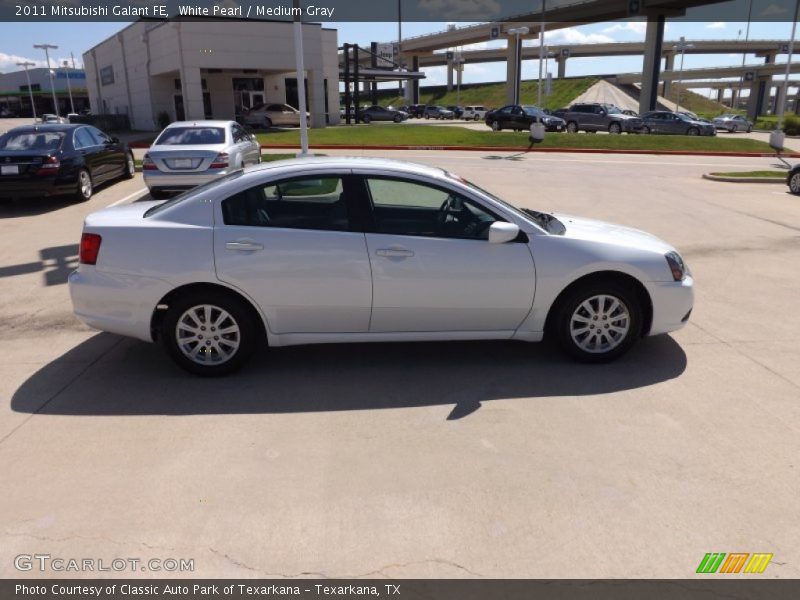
[608,122,622,135]
[729,125,737,133]
[642,126,651,135]
[393,114,402,123]
[123,152,135,179]
[73,168,93,202]
[747,125,752,133]
[789,171,800,195]
[161,289,259,376]
[686,127,699,136]
[490,120,501,131]
[264,117,272,128]
[551,280,642,363]
[362,115,371,124]
[566,121,578,134]
[474,114,480,121]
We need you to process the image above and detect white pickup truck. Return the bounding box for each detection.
[462,105,488,121]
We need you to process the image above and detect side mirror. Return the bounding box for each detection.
[488,222,520,244]
[108,136,119,144]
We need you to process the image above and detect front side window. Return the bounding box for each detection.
[222,176,349,232]
[366,178,500,240]
[88,127,111,145]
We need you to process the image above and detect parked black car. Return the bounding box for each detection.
[405,104,426,118]
[551,108,569,119]
[446,105,464,119]
[0,124,134,202]
[485,105,566,132]
[359,105,409,123]
[423,105,455,119]
[640,111,716,136]
[563,103,643,134]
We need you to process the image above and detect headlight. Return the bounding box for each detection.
[665,251,687,281]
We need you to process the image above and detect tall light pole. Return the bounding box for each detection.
[63,60,75,114]
[538,0,547,107]
[34,43,59,117]
[453,51,465,105]
[507,27,529,105]
[672,37,695,113]
[16,61,37,120]
[292,0,310,156]
[777,0,800,131]
[736,0,753,110]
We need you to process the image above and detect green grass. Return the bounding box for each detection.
[710,170,787,178]
[374,77,599,111]
[256,124,776,153]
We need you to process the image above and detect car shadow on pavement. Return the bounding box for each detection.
[11,333,687,420]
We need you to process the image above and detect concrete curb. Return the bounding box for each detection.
[127,140,799,158]
[702,173,786,184]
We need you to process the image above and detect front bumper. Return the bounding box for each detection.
[645,275,695,336]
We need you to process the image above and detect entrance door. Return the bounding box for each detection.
[174,95,185,121]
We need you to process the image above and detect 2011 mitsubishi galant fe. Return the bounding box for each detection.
[68,157,694,376]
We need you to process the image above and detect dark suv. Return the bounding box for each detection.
[563,103,643,134]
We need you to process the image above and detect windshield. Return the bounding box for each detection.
[155,127,226,146]
[0,131,64,151]
[605,105,622,115]
[521,106,543,117]
[144,171,245,217]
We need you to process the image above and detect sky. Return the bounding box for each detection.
[0,20,796,95]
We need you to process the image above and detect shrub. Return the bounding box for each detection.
[783,114,800,136]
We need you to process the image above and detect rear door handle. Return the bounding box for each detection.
[226,241,263,251]
[376,248,414,258]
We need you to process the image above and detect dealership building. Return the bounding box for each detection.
[83,19,341,130]
[0,67,89,117]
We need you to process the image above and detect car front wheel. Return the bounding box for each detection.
[123,152,135,179]
[608,122,622,134]
[566,121,578,133]
[789,171,800,195]
[553,281,642,363]
[161,290,258,376]
[687,127,699,136]
[490,120,500,131]
[642,126,651,134]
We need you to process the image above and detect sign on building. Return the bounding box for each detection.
[371,42,396,69]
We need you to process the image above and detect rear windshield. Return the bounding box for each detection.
[155,127,226,145]
[0,131,64,151]
[144,170,245,218]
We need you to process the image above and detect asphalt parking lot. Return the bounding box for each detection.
[1,149,799,579]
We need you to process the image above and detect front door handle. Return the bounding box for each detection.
[376,248,414,258]
[226,240,263,251]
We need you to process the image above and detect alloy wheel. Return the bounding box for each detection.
[790,172,800,195]
[79,170,92,199]
[569,294,631,354]
[175,304,241,366]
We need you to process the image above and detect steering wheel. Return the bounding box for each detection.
[437,195,459,232]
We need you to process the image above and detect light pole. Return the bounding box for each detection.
[736,0,753,110]
[16,61,37,120]
[63,60,75,114]
[538,0,547,107]
[777,0,800,131]
[507,27,529,105]
[292,0,310,156]
[672,37,695,113]
[34,43,59,117]
[453,51,465,105]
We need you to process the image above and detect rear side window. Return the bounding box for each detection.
[74,128,96,149]
[222,176,349,232]
[155,127,225,145]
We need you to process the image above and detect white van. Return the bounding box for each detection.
[462,105,488,121]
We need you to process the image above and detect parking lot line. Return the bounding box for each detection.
[106,188,148,208]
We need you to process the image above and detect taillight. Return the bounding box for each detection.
[210,152,229,169]
[79,233,102,265]
[142,154,157,170]
[36,155,60,176]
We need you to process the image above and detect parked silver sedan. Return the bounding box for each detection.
[712,114,753,133]
[242,103,310,128]
[143,120,261,198]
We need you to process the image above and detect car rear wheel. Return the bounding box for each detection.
[74,169,93,202]
[687,127,699,136]
[789,171,800,195]
[123,152,135,179]
[474,114,480,121]
[608,122,622,134]
[552,281,642,363]
[393,114,402,123]
[729,125,737,133]
[566,121,578,133]
[161,290,258,376]
[642,125,651,134]
[362,115,371,124]
[490,120,501,131]
[264,117,272,128]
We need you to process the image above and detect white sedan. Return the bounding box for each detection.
[69,158,694,376]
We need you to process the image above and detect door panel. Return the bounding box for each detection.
[365,234,535,332]
[213,175,372,334]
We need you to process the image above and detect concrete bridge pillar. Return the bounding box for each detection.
[662,52,675,99]
[506,39,520,105]
[639,15,666,115]
[556,57,566,79]
[730,87,739,109]
[447,62,454,92]
[775,84,788,115]
[716,88,724,103]
[747,75,771,120]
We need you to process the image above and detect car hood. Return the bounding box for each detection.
[554,213,674,254]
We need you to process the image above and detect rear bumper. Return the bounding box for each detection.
[0,178,75,199]
[69,267,173,342]
[645,275,695,336]
[143,168,234,192]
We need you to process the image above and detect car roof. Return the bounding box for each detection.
[4,123,82,133]
[165,120,234,128]
[244,156,447,179]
